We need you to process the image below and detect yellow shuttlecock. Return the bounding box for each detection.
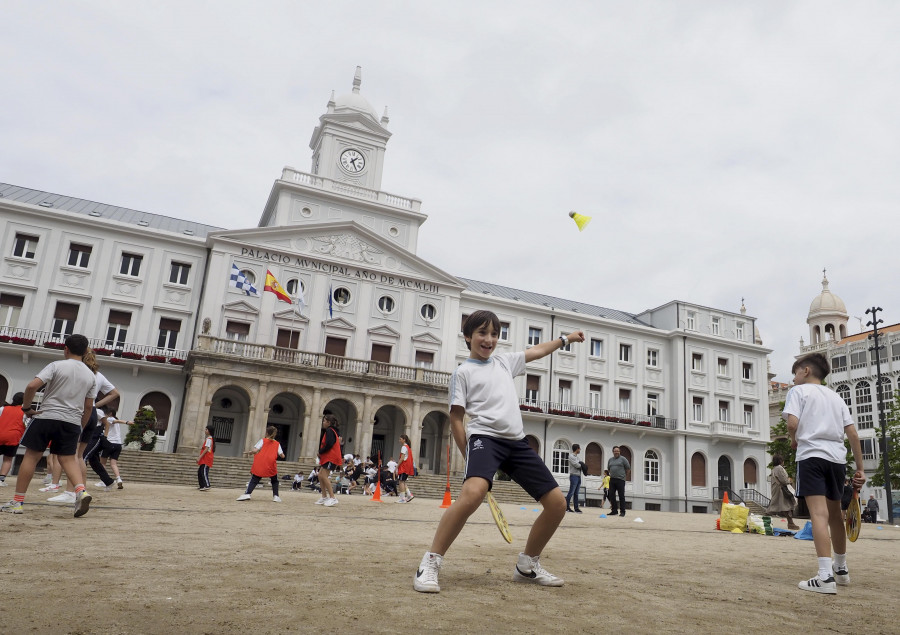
[568,211,592,232]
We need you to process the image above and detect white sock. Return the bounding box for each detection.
[833,553,847,570]
[818,557,833,580]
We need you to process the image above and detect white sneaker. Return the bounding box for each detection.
[324,497,338,507]
[95,483,112,490]
[513,553,564,586]
[315,497,327,505]
[94,481,106,488]
[74,491,92,518]
[273,496,282,503]
[413,552,442,593]
[39,483,61,493]
[832,565,850,586]
[42,474,52,485]
[0,480,7,487]
[236,494,251,501]
[798,575,836,594]
[48,491,77,503]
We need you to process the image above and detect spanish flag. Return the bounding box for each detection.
[264,270,292,304]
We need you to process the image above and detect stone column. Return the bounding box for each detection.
[244,381,269,453]
[301,388,322,459]
[177,372,209,455]
[409,399,422,471]
[358,394,374,460]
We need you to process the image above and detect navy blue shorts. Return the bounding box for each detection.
[796,457,845,500]
[0,444,19,457]
[79,408,99,443]
[20,418,81,456]
[465,435,559,502]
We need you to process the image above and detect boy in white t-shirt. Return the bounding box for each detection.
[783,353,865,595]
[414,310,584,593]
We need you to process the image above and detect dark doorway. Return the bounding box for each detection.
[717,456,732,492]
[371,434,385,464]
[271,423,290,461]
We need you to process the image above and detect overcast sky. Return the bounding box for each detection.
[2,1,898,382]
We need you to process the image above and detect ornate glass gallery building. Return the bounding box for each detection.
[0,69,771,512]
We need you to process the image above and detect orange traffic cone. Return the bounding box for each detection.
[716,518,721,530]
[371,479,383,502]
[439,485,452,509]
[722,490,729,506]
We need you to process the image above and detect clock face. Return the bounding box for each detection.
[339,149,366,173]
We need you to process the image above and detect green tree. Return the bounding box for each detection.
[767,416,796,479]
[869,389,899,491]
[125,406,158,451]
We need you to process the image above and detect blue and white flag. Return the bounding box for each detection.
[229,263,259,296]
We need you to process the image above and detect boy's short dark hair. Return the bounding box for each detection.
[791,352,830,379]
[462,310,501,350]
[65,334,89,356]
[572,443,580,453]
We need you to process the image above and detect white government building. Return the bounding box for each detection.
[792,274,898,515]
[0,69,772,512]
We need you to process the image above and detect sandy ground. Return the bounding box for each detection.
[2,480,899,634]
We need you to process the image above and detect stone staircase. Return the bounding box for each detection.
[112,450,538,505]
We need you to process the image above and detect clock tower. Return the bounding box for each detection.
[309,66,392,192]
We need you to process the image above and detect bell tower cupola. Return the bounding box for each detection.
[807,270,849,344]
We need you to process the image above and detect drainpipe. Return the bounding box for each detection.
[683,334,689,513]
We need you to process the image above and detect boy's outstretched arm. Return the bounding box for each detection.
[524,330,585,363]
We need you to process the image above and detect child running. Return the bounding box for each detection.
[0,392,27,487]
[1,334,97,517]
[396,433,415,503]
[99,409,135,488]
[784,352,865,594]
[237,425,285,502]
[414,310,585,593]
[598,470,611,509]
[316,414,341,507]
[197,425,215,491]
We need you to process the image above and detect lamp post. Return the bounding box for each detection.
[866,307,894,524]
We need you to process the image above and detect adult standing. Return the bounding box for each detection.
[565,444,582,513]
[865,495,879,523]
[766,454,799,530]
[607,446,630,517]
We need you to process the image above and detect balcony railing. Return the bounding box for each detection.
[0,327,188,365]
[198,335,451,387]
[518,399,677,430]
[282,167,422,213]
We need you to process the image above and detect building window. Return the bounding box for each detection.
[157,317,181,350]
[718,400,730,422]
[225,321,250,341]
[12,233,39,259]
[647,348,659,367]
[644,450,660,483]
[619,343,632,363]
[275,328,300,350]
[835,384,851,408]
[646,393,659,416]
[869,347,888,364]
[855,381,873,430]
[52,302,79,339]
[415,350,434,369]
[370,343,392,373]
[286,278,305,296]
[736,322,744,340]
[691,353,703,372]
[525,374,540,403]
[169,262,190,285]
[831,355,847,372]
[105,309,132,347]
[686,311,696,330]
[850,351,867,370]
[119,253,143,277]
[67,243,92,268]
[0,293,24,328]
[559,333,572,352]
[878,377,894,411]
[332,286,351,306]
[717,358,729,377]
[743,404,754,427]
[861,438,878,462]
[711,316,720,335]
[590,338,603,357]
[692,396,704,422]
[551,439,571,474]
[589,384,603,410]
[377,295,395,313]
[499,321,510,341]
[618,388,631,412]
[528,327,542,346]
[558,379,572,405]
[420,303,437,321]
[742,362,753,380]
[691,452,706,486]
[460,314,469,332]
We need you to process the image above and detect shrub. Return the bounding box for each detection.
[124,405,158,451]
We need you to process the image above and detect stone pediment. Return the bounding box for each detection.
[317,113,390,138]
[322,316,356,331]
[411,331,442,345]
[368,324,401,339]
[209,221,465,290]
[223,300,259,315]
[274,307,308,322]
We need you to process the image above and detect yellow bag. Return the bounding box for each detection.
[719,503,749,532]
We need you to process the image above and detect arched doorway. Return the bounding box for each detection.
[322,398,358,456]
[139,392,172,441]
[718,455,732,493]
[743,457,758,490]
[372,404,406,464]
[585,442,603,476]
[207,386,251,457]
[691,452,707,487]
[0,374,9,404]
[267,392,306,461]
[618,446,633,481]
[420,410,448,475]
